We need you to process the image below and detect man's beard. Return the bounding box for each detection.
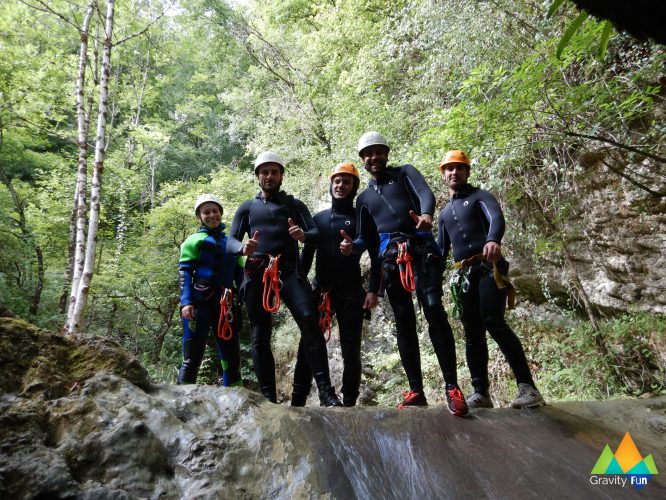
[364,159,387,175]
[260,180,282,193]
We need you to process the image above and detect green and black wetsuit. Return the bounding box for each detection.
[178,224,243,386]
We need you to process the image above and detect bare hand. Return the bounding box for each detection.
[409,210,433,232]
[363,292,379,310]
[288,218,305,242]
[483,241,501,263]
[340,230,353,256]
[243,231,259,256]
[181,305,195,320]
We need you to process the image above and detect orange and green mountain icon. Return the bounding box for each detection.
[591,432,659,475]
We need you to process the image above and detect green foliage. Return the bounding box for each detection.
[1,0,663,406]
[556,10,590,59]
[517,312,665,401]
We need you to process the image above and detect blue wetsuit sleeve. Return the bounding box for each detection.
[403,164,436,216]
[478,190,505,244]
[179,260,195,307]
[179,233,205,307]
[227,201,251,255]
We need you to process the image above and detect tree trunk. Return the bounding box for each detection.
[68,0,115,335]
[64,0,95,328]
[559,242,600,331]
[520,182,626,385]
[29,246,44,315]
[151,296,180,364]
[126,45,151,169]
[0,166,45,316]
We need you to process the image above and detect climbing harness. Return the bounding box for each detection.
[396,241,416,293]
[318,288,333,342]
[262,254,282,313]
[217,288,234,340]
[449,253,516,319]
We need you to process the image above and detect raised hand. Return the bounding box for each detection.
[409,210,433,232]
[340,229,353,256]
[243,231,259,256]
[288,218,306,242]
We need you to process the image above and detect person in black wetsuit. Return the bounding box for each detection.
[178,194,243,386]
[291,162,366,407]
[341,131,468,416]
[437,149,544,409]
[226,151,343,407]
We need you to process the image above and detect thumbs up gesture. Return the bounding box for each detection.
[288,218,305,242]
[243,231,259,256]
[340,229,353,256]
[409,210,433,232]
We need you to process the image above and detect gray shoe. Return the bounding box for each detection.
[512,383,545,408]
[466,392,493,408]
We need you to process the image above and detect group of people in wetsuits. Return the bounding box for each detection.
[176,131,545,416]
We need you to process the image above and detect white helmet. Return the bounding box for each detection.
[194,194,223,216]
[254,151,285,173]
[357,131,389,157]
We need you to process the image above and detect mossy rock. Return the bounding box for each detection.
[0,317,151,399]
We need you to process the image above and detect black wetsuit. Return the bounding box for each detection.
[355,164,458,391]
[227,190,334,403]
[438,183,536,394]
[292,194,365,406]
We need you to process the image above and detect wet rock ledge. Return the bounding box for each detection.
[1,317,665,499]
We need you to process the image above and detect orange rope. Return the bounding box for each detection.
[396,241,416,293]
[217,288,234,340]
[318,288,333,342]
[262,255,281,313]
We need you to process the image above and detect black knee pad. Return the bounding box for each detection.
[420,290,444,313]
[484,315,508,332]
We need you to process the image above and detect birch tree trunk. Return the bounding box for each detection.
[67,0,115,335]
[63,0,95,321]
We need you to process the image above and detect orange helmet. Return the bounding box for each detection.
[439,150,471,171]
[330,162,360,180]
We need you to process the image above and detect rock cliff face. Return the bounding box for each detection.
[2,318,666,498]
[576,163,665,313]
[509,159,665,315]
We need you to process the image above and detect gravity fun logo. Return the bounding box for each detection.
[590,432,659,491]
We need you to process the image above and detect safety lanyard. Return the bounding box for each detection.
[262,254,282,313]
[450,253,516,317]
[318,288,333,342]
[396,241,416,293]
[217,288,234,340]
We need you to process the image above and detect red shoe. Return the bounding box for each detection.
[397,390,428,409]
[446,385,469,417]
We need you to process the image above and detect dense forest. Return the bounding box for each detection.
[1,0,664,404]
